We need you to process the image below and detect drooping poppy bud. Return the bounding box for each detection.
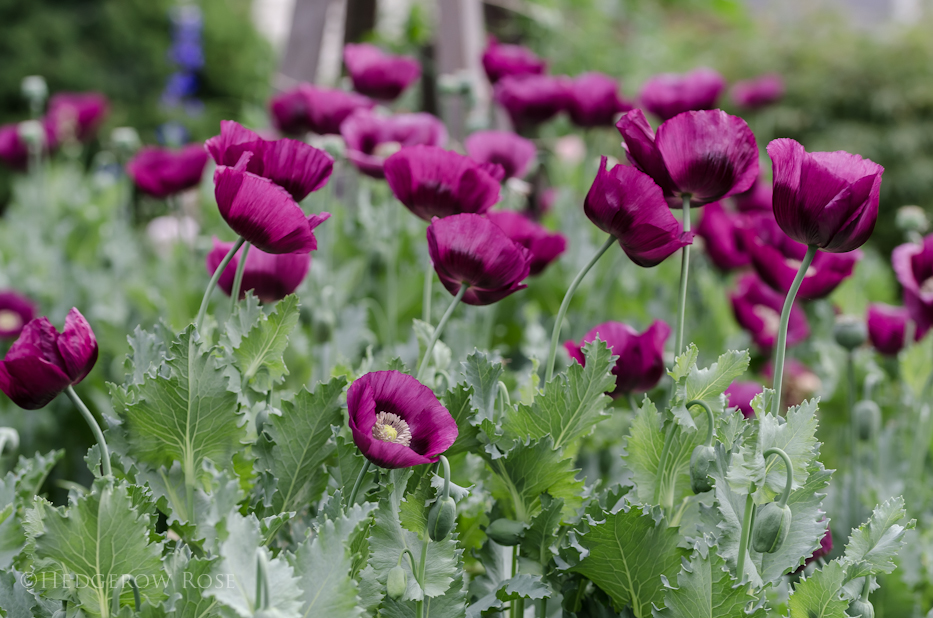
[464,131,537,181]
[892,234,933,338]
[427,497,457,542]
[725,381,763,419]
[487,210,566,276]
[0,308,98,410]
[341,109,447,179]
[205,237,310,302]
[689,444,716,494]
[126,144,209,198]
[386,565,407,600]
[0,291,36,340]
[752,502,792,554]
[731,74,784,110]
[866,303,914,356]
[730,273,810,353]
[638,68,725,121]
[493,75,570,129]
[847,599,874,618]
[343,43,421,101]
[481,37,546,84]
[46,92,109,143]
[564,321,670,396]
[565,72,633,128]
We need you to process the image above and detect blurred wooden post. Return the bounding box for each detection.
[436,0,489,141]
[276,0,331,89]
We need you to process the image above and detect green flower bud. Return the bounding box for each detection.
[833,316,867,351]
[428,496,457,542]
[387,565,407,600]
[847,598,874,618]
[21,75,48,105]
[485,518,525,546]
[895,205,929,235]
[854,400,881,441]
[689,444,716,494]
[752,502,792,553]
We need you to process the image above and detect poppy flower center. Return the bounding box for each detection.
[920,276,933,297]
[784,258,817,277]
[752,304,781,336]
[0,310,23,333]
[372,411,412,447]
[374,141,402,159]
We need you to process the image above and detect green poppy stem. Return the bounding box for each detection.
[770,245,818,416]
[230,241,251,313]
[416,530,430,618]
[674,195,692,355]
[423,259,434,324]
[347,460,373,507]
[847,350,859,530]
[736,490,756,582]
[416,286,466,382]
[195,236,246,332]
[763,447,794,508]
[66,385,111,477]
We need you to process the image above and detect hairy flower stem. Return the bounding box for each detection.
[66,385,111,477]
[416,530,430,618]
[423,259,434,324]
[416,286,466,382]
[195,236,246,332]
[229,241,251,313]
[347,460,372,507]
[847,351,859,529]
[770,245,818,416]
[674,195,692,355]
[544,234,616,383]
[736,490,756,582]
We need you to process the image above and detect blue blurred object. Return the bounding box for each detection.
[161,3,203,113]
[155,121,190,147]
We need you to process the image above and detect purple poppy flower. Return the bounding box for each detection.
[731,273,810,353]
[867,303,915,356]
[892,234,933,337]
[0,308,98,410]
[384,145,501,221]
[565,72,634,128]
[426,214,532,306]
[731,74,784,110]
[805,525,833,567]
[734,174,773,213]
[206,120,334,202]
[302,85,375,135]
[343,43,421,101]
[493,75,570,129]
[45,92,109,143]
[725,381,764,419]
[126,144,209,198]
[464,130,537,181]
[205,237,310,303]
[638,68,725,121]
[0,291,36,340]
[584,157,693,268]
[214,153,330,254]
[0,124,29,171]
[564,320,670,396]
[487,210,566,276]
[767,138,883,253]
[694,202,751,271]
[269,86,315,136]
[739,214,861,300]
[616,108,758,206]
[341,110,448,178]
[481,37,547,84]
[348,370,458,468]
[762,358,821,408]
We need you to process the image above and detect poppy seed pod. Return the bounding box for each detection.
[343,43,421,101]
[485,518,526,546]
[833,316,867,351]
[689,445,716,494]
[752,502,792,554]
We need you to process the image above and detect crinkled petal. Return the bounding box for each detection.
[615,109,675,194]
[57,308,98,383]
[0,356,72,410]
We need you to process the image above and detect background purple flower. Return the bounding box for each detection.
[694,202,751,271]
[481,37,547,84]
[0,124,29,171]
[494,75,570,129]
[725,381,764,419]
[564,320,670,396]
[343,43,421,101]
[46,92,109,143]
[126,144,209,198]
[0,308,98,410]
[892,234,933,337]
[269,87,314,136]
[763,358,821,408]
[347,370,458,468]
[733,173,773,212]
[487,210,566,276]
[731,74,784,109]
[0,291,36,340]
[341,110,448,178]
[206,237,310,303]
[303,86,375,135]
[464,130,537,181]
[867,303,915,356]
[638,68,725,120]
[731,273,810,353]
[565,72,633,128]
[427,213,531,306]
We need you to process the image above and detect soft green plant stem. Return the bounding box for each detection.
[847,351,859,530]
[544,234,616,383]
[230,241,250,312]
[416,286,466,382]
[66,386,111,477]
[736,490,756,582]
[387,246,398,345]
[674,195,692,355]
[195,236,246,332]
[423,259,434,324]
[416,531,430,618]
[688,399,715,446]
[510,546,519,618]
[347,460,372,507]
[770,245,818,416]
[110,574,140,615]
[762,447,794,507]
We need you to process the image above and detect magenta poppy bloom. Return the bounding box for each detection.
[45,92,109,143]
[493,75,570,128]
[348,370,458,468]
[584,157,693,268]
[426,214,531,306]
[0,124,30,171]
[725,381,763,419]
[616,108,758,206]
[694,202,751,271]
[206,237,310,303]
[892,234,933,337]
[481,37,546,84]
[866,303,915,356]
[0,291,36,340]
[126,144,209,198]
[341,110,447,178]
[206,120,334,202]
[487,210,566,276]
[302,85,375,135]
[214,153,330,254]
[269,86,316,136]
[767,138,883,253]
[762,358,821,407]
[731,273,810,353]
[384,145,501,221]
[733,174,773,213]
[0,308,97,410]
[638,68,725,121]
[564,320,670,396]
[731,74,784,110]
[803,524,833,569]
[464,130,536,181]
[565,72,634,128]
[739,214,861,300]
[343,43,421,101]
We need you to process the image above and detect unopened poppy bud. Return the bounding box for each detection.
[847,599,874,618]
[111,127,141,155]
[752,502,792,554]
[689,444,716,494]
[386,565,407,600]
[834,316,867,351]
[854,400,881,441]
[21,75,48,106]
[895,205,929,235]
[428,497,457,541]
[18,120,45,148]
[485,518,526,546]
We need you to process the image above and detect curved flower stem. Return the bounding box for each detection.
[66,386,111,477]
[762,447,794,507]
[347,460,372,507]
[687,399,715,447]
[416,286,466,383]
[111,574,140,615]
[674,195,692,355]
[423,259,434,324]
[736,490,756,582]
[439,455,451,501]
[195,236,246,332]
[230,241,251,313]
[544,234,616,384]
[770,245,818,416]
